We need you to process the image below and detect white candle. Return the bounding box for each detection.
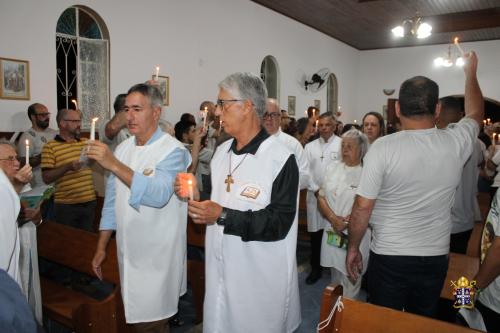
[71,99,78,110]
[219,120,222,135]
[312,108,316,117]
[90,117,98,141]
[187,179,194,201]
[203,107,208,128]
[315,119,319,128]
[155,66,160,81]
[488,118,491,125]
[454,37,465,57]
[25,140,29,166]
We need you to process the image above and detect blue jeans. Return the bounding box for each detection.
[367,251,448,318]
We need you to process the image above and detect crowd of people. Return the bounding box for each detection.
[1,50,499,333]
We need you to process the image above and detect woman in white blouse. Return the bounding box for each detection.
[317,128,370,299]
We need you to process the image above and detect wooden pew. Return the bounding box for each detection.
[37,222,129,332]
[186,217,206,324]
[319,284,481,333]
[440,253,480,301]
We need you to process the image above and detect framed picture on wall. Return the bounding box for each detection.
[314,99,321,110]
[151,75,170,106]
[0,57,30,100]
[288,96,296,116]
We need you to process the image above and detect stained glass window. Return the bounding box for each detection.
[55,6,109,128]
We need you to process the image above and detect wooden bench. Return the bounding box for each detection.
[186,217,206,324]
[319,284,481,333]
[37,222,129,332]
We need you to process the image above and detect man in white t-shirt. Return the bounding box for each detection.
[16,103,57,187]
[346,51,484,317]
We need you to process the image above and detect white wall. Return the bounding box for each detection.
[355,40,500,122]
[1,0,499,132]
[0,0,359,131]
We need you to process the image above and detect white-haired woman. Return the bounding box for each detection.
[317,128,370,299]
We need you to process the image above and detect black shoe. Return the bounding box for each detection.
[306,269,322,285]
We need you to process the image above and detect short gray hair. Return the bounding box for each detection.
[218,72,267,117]
[128,83,163,109]
[341,128,369,163]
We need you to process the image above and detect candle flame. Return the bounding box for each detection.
[454,37,459,44]
[187,179,192,185]
[204,107,208,111]
[156,66,160,71]
[92,117,99,122]
[71,99,78,109]
[25,139,29,145]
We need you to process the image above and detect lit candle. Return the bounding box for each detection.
[203,107,208,129]
[454,37,465,57]
[25,140,29,166]
[71,99,78,110]
[219,119,223,135]
[312,108,316,117]
[155,66,160,81]
[90,117,98,141]
[305,110,308,116]
[488,118,491,125]
[484,120,487,126]
[354,119,357,124]
[187,179,194,201]
[315,119,319,128]
[493,133,497,144]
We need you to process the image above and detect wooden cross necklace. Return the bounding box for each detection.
[225,152,249,192]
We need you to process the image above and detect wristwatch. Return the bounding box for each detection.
[217,208,228,226]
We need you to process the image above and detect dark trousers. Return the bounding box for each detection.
[477,301,500,333]
[367,251,448,318]
[309,229,323,270]
[54,200,96,232]
[450,229,472,254]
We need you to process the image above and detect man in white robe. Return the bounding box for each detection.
[88,83,191,333]
[304,112,341,284]
[176,72,301,333]
[0,141,34,286]
[264,98,309,190]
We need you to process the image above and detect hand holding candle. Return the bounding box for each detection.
[25,139,30,166]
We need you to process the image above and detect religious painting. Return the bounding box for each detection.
[152,75,170,106]
[0,57,30,100]
[314,99,321,110]
[288,95,296,116]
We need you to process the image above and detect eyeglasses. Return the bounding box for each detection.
[262,112,281,120]
[0,156,18,162]
[35,112,51,117]
[63,119,81,123]
[216,99,244,109]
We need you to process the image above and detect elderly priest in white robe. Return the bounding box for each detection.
[176,72,301,333]
[88,83,191,333]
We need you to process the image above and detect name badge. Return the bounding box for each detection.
[240,186,260,199]
[143,168,154,176]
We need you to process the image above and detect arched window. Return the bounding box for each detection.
[56,6,110,128]
[326,73,338,114]
[260,55,280,101]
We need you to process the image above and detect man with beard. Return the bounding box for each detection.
[41,108,96,231]
[17,103,57,188]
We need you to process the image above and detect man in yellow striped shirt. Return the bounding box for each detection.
[41,108,96,231]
